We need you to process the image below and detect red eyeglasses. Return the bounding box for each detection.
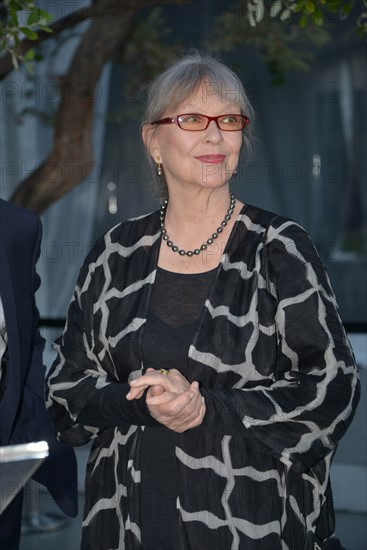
[151,113,250,131]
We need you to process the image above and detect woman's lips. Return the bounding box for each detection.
[194,154,226,164]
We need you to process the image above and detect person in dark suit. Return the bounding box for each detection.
[0,198,78,550]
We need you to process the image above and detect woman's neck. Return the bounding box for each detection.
[164,186,233,230]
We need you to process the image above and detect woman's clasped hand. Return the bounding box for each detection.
[127,368,206,433]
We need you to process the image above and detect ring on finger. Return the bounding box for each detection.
[159,368,170,375]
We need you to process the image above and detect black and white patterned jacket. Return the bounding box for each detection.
[47,204,359,550]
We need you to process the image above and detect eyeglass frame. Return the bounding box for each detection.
[150,113,250,132]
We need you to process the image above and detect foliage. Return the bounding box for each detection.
[204,0,366,83]
[0,0,52,69]
[0,0,365,76]
[207,6,330,84]
[252,0,367,36]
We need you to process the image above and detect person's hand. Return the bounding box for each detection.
[126,368,190,400]
[126,368,164,400]
[126,369,206,433]
[146,379,205,432]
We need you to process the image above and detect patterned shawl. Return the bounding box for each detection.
[46,204,359,550]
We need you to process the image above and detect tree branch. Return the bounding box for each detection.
[0,4,94,80]
[0,0,191,80]
[10,2,141,212]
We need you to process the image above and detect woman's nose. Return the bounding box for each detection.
[204,120,224,142]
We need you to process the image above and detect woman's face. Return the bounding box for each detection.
[144,82,243,194]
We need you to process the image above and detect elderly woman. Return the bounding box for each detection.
[46,52,359,550]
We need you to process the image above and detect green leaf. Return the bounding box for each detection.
[341,3,352,15]
[39,25,53,33]
[11,52,19,70]
[28,8,53,25]
[280,8,291,21]
[305,1,315,13]
[313,8,324,25]
[27,12,40,26]
[38,9,53,22]
[327,0,341,12]
[9,8,19,27]
[23,48,35,60]
[270,0,283,18]
[299,13,309,28]
[20,26,38,40]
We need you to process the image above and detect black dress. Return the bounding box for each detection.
[140,267,217,550]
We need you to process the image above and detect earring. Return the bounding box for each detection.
[156,155,162,176]
[233,169,237,177]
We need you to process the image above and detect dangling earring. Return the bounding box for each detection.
[156,155,162,176]
[233,169,237,177]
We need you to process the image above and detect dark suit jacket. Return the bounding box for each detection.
[0,199,77,517]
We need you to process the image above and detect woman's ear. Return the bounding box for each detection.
[142,124,159,159]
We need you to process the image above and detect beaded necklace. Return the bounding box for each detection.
[160,193,236,257]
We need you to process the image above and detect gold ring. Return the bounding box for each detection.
[159,368,170,375]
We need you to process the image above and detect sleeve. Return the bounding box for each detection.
[77,384,159,429]
[197,220,360,473]
[23,217,45,397]
[11,217,47,443]
[46,247,158,446]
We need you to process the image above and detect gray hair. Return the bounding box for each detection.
[141,51,255,198]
